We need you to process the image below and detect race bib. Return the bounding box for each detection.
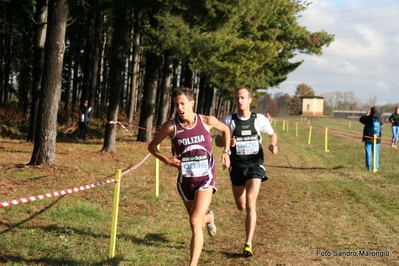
[181,153,209,178]
[236,135,259,155]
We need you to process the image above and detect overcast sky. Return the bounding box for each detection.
[273,0,399,107]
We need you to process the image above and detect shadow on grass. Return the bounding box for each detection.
[0,254,125,266]
[122,233,185,249]
[277,153,345,170]
[0,233,183,265]
[0,196,65,235]
[0,196,183,265]
[220,251,245,258]
[1,208,181,247]
[0,225,178,265]
[0,148,30,153]
[270,165,345,170]
[141,233,168,243]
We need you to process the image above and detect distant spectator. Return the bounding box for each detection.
[388,107,399,149]
[78,100,92,142]
[266,112,272,121]
[359,107,383,171]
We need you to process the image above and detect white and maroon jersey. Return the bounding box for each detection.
[171,114,215,184]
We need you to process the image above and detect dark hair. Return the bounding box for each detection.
[172,87,194,101]
[370,106,379,115]
[80,99,89,108]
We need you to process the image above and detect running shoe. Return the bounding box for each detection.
[206,210,216,237]
[243,243,253,257]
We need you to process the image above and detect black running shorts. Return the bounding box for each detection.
[229,165,267,186]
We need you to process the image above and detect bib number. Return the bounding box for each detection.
[181,153,209,177]
[236,135,259,155]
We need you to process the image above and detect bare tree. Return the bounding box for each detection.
[367,94,377,108]
[321,91,361,110]
[274,92,291,115]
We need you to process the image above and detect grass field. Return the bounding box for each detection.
[0,117,398,265]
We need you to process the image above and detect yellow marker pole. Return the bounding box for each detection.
[325,127,330,152]
[373,134,377,173]
[156,144,160,197]
[296,122,298,137]
[109,169,122,259]
[308,126,312,144]
[283,120,286,131]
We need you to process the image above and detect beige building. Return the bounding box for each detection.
[300,96,324,116]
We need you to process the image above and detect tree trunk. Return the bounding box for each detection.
[181,60,193,89]
[28,0,68,165]
[168,59,179,118]
[215,90,223,119]
[126,11,133,116]
[156,51,173,129]
[27,0,47,143]
[64,35,72,111]
[127,9,142,124]
[80,10,94,104]
[99,33,108,107]
[71,20,83,107]
[19,19,33,116]
[89,2,101,116]
[0,2,5,106]
[2,8,12,105]
[100,0,127,153]
[196,73,207,114]
[203,84,214,116]
[137,51,162,142]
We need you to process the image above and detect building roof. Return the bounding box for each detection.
[299,96,324,99]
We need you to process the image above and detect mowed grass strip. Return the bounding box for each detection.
[0,118,398,265]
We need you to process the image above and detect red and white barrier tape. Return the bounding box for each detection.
[0,153,152,208]
[122,153,151,176]
[108,121,158,134]
[108,121,132,136]
[0,179,116,208]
